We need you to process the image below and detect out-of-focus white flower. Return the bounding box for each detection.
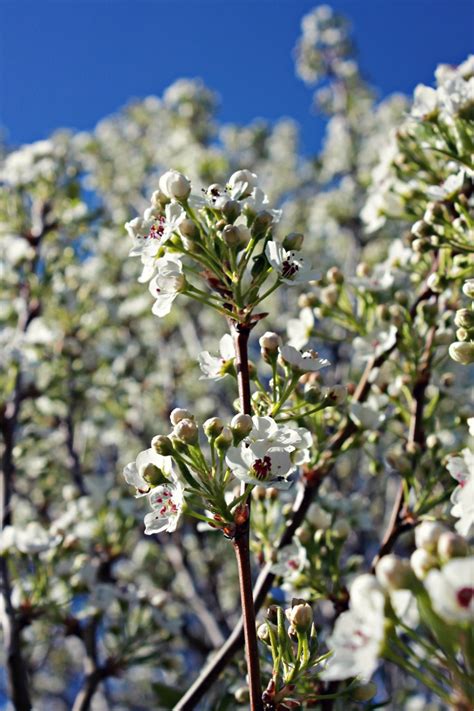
[287,307,314,349]
[123,448,174,497]
[424,557,474,623]
[411,85,438,119]
[243,188,282,222]
[265,241,318,284]
[279,344,330,373]
[351,264,395,292]
[352,325,398,362]
[127,202,185,282]
[270,542,307,577]
[148,254,186,317]
[321,574,385,681]
[0,523,62,555]
[426,171,465,201]
[144,478,185,534]
[447,448,474,537]
[198,334,235,380]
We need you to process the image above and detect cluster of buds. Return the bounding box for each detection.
[449,279,474,365]
[258,601,323,709]
[125,168,318,323]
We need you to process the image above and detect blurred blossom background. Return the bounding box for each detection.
[0,1,473,710]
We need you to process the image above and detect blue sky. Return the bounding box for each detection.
[1,0,473,155]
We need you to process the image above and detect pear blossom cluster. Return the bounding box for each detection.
[125,168,318,320]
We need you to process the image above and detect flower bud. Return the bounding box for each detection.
[221,199,241,222]
[412,238,431,254]
[332,518,350,539]
[285,600,313,632]
[307,504,331,530]
[203,417,224,439]
[234,687,250,704]
[179,218,199,239]
[174,418,199,445]
[142,463,167,486]
[356,262,371,278]
[415,521,448,552]
[411,220,430,238]
[456,328,469,342]
[437,532,469,561]
[215,426,233,452]
[221,224,240,247]
[158,169,191,200]
[151,435,175,456]
[150,189,169,207]
[320,285,339,307]
[283,232,304,251]
[257,623,270,643]
[449,341,474,365]
[170,408,194,426]
[326,266,344,284]
[259,331,281,362]
[454,308,474,330]
[462,279,474,299]
[352,682,377,702]
[251,210,273,237]
[231,414,253,444]
[295,526,311,544]
[376,554,413,590]
[410,548,437,580]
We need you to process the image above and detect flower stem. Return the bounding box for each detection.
[230,319,263,711]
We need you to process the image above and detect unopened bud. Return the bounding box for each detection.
[142,463,167,486]
[285,600,313,632]
[234,687,250,704]
[259,331,281,360]
[376,554,413,590]
[415,521,448,552]
[221,199,241,222]
[455,308,474,330]
[231,414,253,444]
[356,262,371,278]
[174,418,199,445]
[410,548,437,580]
[449,341,474,365]
[456,328,469,341]
[215,426,233,452]
[437,532,469,561]
[304,383,322,404]
[326,266,344,284]
[151,435,174,456]
[283,232,304,251]
[179,218,199,239]
[307,504,331,530]
[252,210,273,238]
[462,279,474,299]
[221,224,240,247]
[332,518,350,539]
[158,169,191,200]
[203,417,224,439]
[320,284,339,307]
[170,408,194,426]
[411,220,430,238]
[151,189,169,207]
[352,682,377,702]
[257,623,270,643]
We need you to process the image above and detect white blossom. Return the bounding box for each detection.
[225,441,295,489]
[279,344,330,373]
[287,307,314,349]
[144,478,185,534]
[123,448,174,498]
[424,557,474,623]
[197,333,235,380]
[321,574,386,681]
[265,241,318,284]
[447,448,474,538]
[148,254,186,317]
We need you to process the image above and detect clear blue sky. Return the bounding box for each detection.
[1,0,473,155]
